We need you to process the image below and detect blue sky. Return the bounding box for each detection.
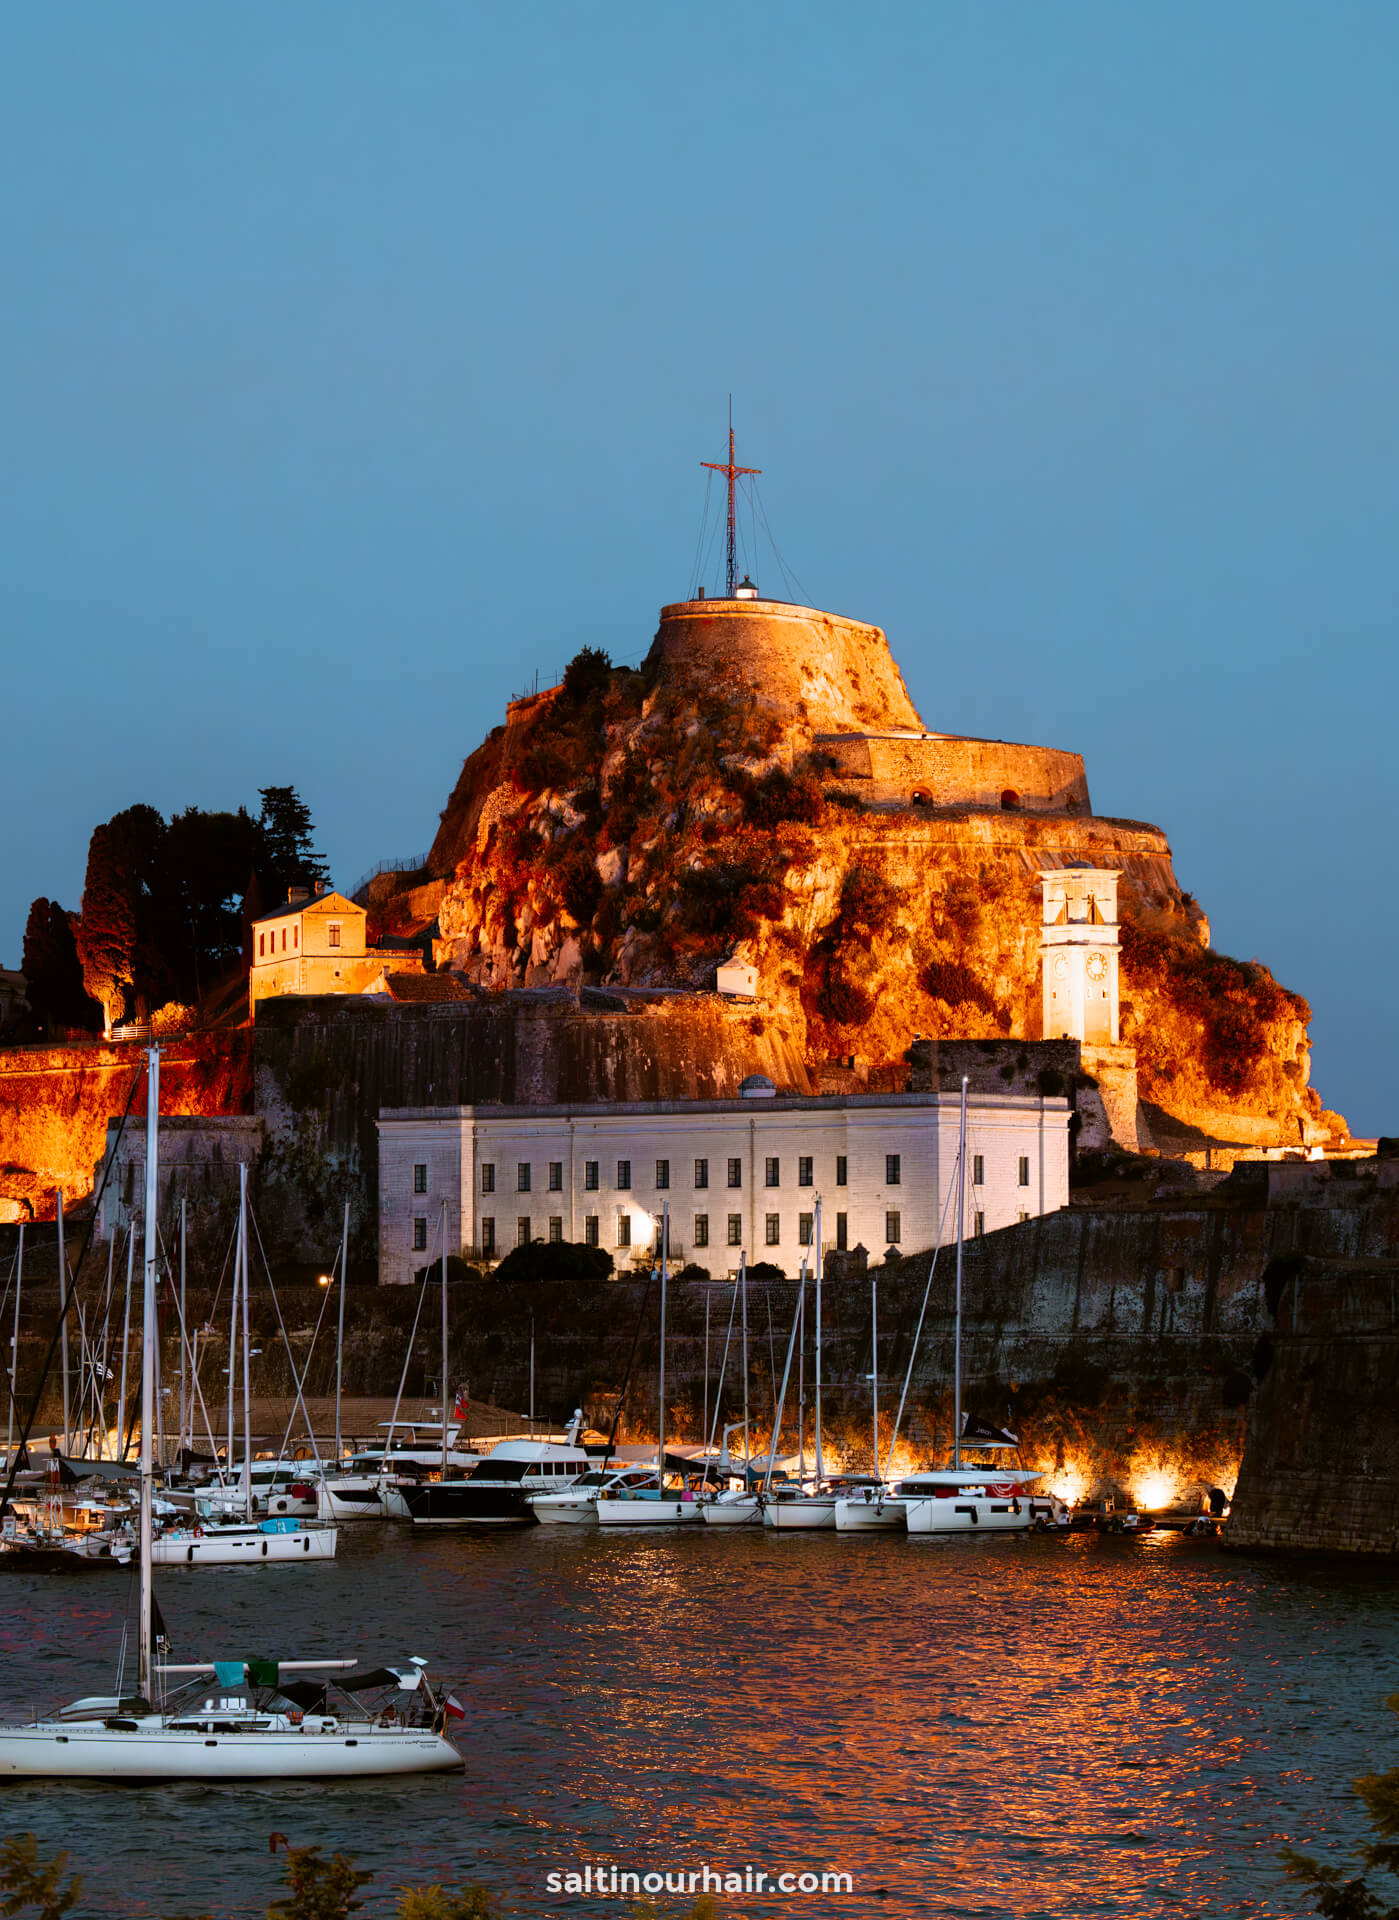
[1,6,1394,1132]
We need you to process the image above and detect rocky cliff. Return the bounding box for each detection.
[396,597,1341,1154]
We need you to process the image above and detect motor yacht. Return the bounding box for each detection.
[529,1464,656,1525]
[405,1439,589,1528]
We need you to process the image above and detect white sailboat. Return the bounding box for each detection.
[597,1206,705,1528]
[764,1202,839,1531]
[834,1271,906,1533]
[152,1166,338,1568]
[0,1048,461,1780]
[873,1076,1040,1539]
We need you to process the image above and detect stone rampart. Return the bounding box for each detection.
[95,1114,266,1240]
[816,731,1091,813]
[251,992,815,1263]
[1225,1249,1399,1554]
[0,1032,252,1221]
[649,598,925,735]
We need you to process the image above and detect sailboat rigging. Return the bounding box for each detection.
[0,1046,463,1779]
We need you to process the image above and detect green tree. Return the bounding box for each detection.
[266,1848,371,1920]
[20,900,95,1035]
[394,1889,497,1920]
[1283,1692,1399,1917]
[74,803,170,1032]
[0,1832,81,1919]
[491,1241,614,1284]
[164,806,263,997]
[561,645,612,706]
[257,786,330,900]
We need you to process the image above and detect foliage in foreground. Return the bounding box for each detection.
[1283,1693,1399,1918]
[0,1836,718,1920]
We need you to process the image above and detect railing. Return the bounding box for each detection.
[348,853,432,899]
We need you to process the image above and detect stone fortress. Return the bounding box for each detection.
[648,594,1091,813]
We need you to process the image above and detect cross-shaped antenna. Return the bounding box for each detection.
[701,398,761,597]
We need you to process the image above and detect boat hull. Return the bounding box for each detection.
[595,1498,706,1527]
[151,1528,338,1566]
[406,1485,535,1529]
[701,1497,763,1526]
[0,1543,131,1573]
[834,1496,906,1533]
[763,1497,837,1531]
[903,1497,1033,1535]
[530,1497,598,1525]
[0,1722,461,1779]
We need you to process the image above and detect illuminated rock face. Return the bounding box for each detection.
[405,593,1343,1157]
[0,1032,253,1221]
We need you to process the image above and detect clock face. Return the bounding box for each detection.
[1086,952,1108,982]
[1053,955,1068,979]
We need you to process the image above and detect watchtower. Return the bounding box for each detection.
[1040,865,1120,1046]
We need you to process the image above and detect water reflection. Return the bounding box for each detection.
[0,1529,1392,1917]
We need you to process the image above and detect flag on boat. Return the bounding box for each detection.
[452,1389,469,1420]
[959,1414,1019,1449]
[443,1694,466,1721]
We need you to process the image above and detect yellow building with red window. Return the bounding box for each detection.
[249,885,381,1013]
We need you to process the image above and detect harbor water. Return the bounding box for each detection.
[0,1526,1393,1918]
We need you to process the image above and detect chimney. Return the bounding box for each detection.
[287,886,310,904]
[314,880,327,895]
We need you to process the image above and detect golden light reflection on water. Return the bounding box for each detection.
[0,1528,1388,1918]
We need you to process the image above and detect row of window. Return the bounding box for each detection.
[255,921,342,960]
[412,1153,1033,1197]
[414,1211,940,1255]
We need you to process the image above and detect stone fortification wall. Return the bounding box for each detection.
[251,992,814,1263]
[905,1036,1141,1152]
[0,1032,253,1222]
[816,732,1091,813]
[648,598,925,735]
[1226,1225,1399,1554]
[95,1115,266,1241]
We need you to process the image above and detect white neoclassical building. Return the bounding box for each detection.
[376,1085,1070,1284]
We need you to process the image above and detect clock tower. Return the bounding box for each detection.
[1040,865,1121,1046]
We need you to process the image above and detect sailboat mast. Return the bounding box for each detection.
[656,1205,669,1475]
[440,1201,449,1477]
[954,1075,967,1472]
[740,1251,749,1475]
[813,1199,824,1483]
[137,1047,159,1703]
[7,1224,22,1463]
[56,1190,70,1456]
[227,1183,242,1485]
[796,1262,806,1473]
[178,1200,187,1464]
[117,1230,133,1460]
[239,1164,252,1518]
[335,1198,349,1460]
[871,1276,880,1481]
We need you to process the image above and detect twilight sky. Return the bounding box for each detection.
[1,6,1394,1133]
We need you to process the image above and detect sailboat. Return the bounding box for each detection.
[596,1205,705,1527]
[701,1255,761,1525]
[834,1270,905,1533]
[152,1166,337,1566]
[0,1048,462,1779]
[861,1076,1043,1537]
[765,1201,839,1530]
